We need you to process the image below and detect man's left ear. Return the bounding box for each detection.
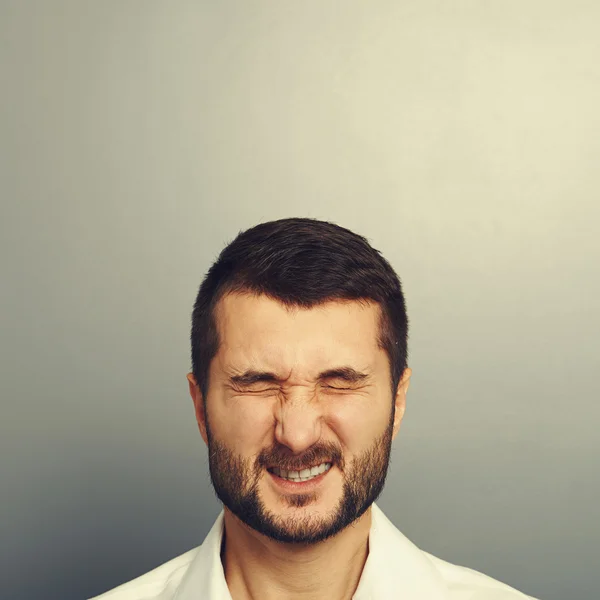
[392,367,411,440]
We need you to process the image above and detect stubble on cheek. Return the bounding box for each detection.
[207,436,260,504]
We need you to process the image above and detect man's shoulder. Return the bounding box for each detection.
[88,546,199,600]
[421,550,538,600]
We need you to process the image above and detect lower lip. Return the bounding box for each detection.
[268,467,332,491]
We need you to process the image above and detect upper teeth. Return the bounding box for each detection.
[271,462,331,481]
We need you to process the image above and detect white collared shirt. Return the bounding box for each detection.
[90,503,538,600]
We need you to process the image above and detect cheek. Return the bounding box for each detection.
[326,400,386,450]
[214,399,275,448]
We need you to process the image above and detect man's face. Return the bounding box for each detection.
[188,293,410,545]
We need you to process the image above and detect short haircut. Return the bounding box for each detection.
[190,217,409,403]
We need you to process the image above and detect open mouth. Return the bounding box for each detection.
[267,462,332,483]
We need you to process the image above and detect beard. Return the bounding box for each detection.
[204,407,395,545]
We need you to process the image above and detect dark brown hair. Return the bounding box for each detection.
[190,217,408,403]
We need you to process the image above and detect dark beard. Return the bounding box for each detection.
[205,407,395,544]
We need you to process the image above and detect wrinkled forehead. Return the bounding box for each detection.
[212,292,385,375]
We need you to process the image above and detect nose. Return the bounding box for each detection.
[274,393,323,454]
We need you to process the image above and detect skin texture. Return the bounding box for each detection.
[187,292,411,600]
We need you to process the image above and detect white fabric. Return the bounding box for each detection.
[90,503,538,600]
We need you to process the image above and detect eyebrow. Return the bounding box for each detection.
[228,366,371,386]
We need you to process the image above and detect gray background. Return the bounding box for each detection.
[1,2,599,599]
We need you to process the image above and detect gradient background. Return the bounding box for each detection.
[2,2,599,599]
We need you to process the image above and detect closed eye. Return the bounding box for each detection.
[322,385,355,391]
[233,385,356,394]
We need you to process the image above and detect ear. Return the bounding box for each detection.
[392,367,411,441]
[187,372,209,446]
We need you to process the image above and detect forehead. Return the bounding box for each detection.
[213,293,383,373]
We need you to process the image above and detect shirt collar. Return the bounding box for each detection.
[353,503,448,600]
[174,502,448,600]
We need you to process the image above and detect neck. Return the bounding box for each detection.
[221,508,372,600]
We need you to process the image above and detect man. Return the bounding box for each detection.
[91,218,538,600]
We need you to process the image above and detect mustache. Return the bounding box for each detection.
[259,443,343,471]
